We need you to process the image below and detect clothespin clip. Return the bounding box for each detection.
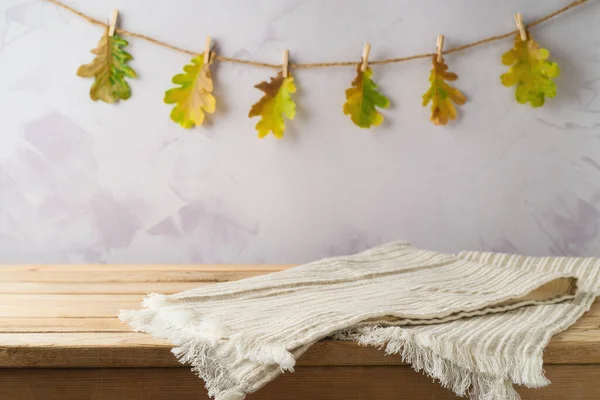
[204,36,212,64]
[436,34,445,62]
[361,43,371,72]
[108,9,118,37]
[514,13,527,41]
[282,50,289,78]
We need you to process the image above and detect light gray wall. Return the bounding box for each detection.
[1,0,599,264]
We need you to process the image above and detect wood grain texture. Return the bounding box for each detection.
[1,298,597,333]
[0,317,126,332]
[0,270,269,283]
[0,265,598,370]
[0,281,211,294]
[0,366,598,400]
[1,326,599,367]
[1,264,291,272]
[0,294,144,317]
[0,333,414,368]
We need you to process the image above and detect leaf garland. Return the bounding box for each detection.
[343,64,390,128]
[164,54,216,128]
[248,72,297,138]
[500,32,560,107]
[73,23,566,129]
[422,55,467,126]
[77,28,136,103]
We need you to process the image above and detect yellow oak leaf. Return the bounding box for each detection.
[343,64,390,128]
[77,28,136,103]
[422,55,467,126]
[501,32,559,107]
[248,72,296,138]
[164,55,216,128]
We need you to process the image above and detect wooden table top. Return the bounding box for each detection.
[1,264,599,368]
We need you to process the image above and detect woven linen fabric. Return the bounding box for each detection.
[120,241,578,400]
[337,250,600,399]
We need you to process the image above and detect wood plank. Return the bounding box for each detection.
[0,318,128,333]
[0,294,144,317]
[0,333,409,368]
[0,316,600,367]
[6,298,589,335]
[0,366,598,400]
[0,329,598,368]
[0,299,597,365]
[0,333,178,368]
[4,298,595,334]
[547,300,600,364]
[0,281,212,294]
[0,298,597,332]
[0,263,597,369]
[0,270,271,283]
[0,298,597,337]
[0,264,291,272]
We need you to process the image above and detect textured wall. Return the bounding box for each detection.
[1,0,599,264]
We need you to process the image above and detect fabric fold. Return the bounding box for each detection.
[337,250,600,399]
[120,241,589,400]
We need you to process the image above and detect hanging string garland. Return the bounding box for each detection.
[47,0,587,135]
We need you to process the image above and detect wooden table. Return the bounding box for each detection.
[1,265,599,400]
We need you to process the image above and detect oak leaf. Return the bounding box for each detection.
[248,72,296,138]
[343,64,390,128]
[501,32,559,107]
[422,55,467,125]
[77,28,136,103]
[164,55,216,128]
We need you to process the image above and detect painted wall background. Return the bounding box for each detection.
[1,0,600,264]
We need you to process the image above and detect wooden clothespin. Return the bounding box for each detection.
[108,9,118,37]
[204,36,212,64]
[436,34,445,63]
[514,13,527,41]
[361,43,371,72]
[282,50,289,78]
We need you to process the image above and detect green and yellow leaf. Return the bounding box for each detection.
[343,64,390,129]
[248,72,296,138]
[500,32,560,107]
[77,28,136,103]
[422,55,467,126]
[164,55,216,129]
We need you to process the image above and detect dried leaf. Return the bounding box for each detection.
[164,55,216,128]
[248,72,296,138]
[422,56,467,126]
[343,64,390,128]
[500,32,560,107]
[77,28,136,103]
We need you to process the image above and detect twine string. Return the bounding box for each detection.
[46,0,588,70]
